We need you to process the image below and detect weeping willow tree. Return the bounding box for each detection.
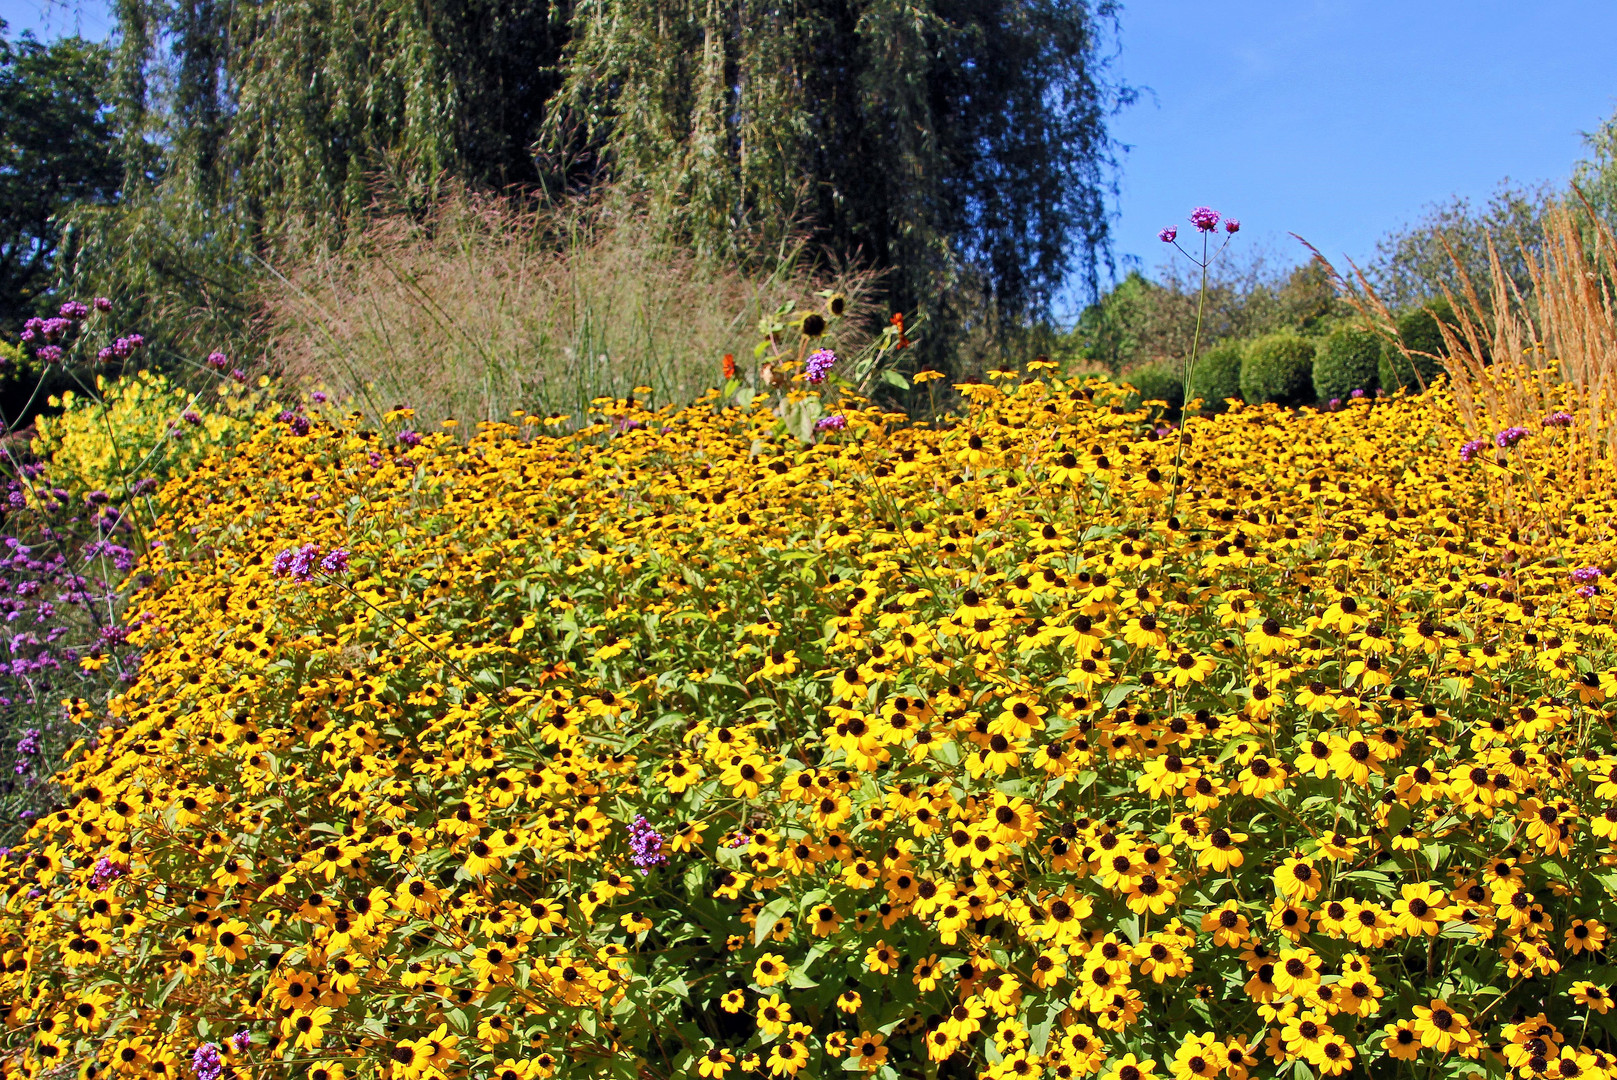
[71,0,1125,362]
[546,0,1128,333]
[67,0,571,356]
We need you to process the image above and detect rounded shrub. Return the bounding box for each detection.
[1312,322,1381,403]
[1238,331,1315,406]
[1185,341,1244,411]
[1379,297,1455,392]
[1122,362,1184,411]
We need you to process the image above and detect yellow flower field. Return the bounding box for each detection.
[4,370,1616,1080]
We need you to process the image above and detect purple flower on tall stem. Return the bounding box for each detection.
[1495,426,1529,449]
[805,349,838,384]
[1571,566,1603,585]
[1158,226,1178,243]
[1459,439,1487,463]
[816,414,847,432]
[1189,207,1221,232]
[192,1044,222,1080]
[627,814,668,873]
[90,857,128,890]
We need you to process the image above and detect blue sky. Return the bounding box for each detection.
[6,0,1616,306]
[1107,0,1617,284]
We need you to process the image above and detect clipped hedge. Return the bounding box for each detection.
[1238,331,1315,406]
[1121,362,1184,411]
[1185,341,1243,411]
[1379,298,1456,392]
[1312,323,1381,403]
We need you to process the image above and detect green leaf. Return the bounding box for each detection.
[1103,683,1137,708]
[880,369,911,390]
[755,896,794,945]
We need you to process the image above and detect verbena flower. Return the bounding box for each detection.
[805,349,838,384]
[191,1043,222,1080]
[627,815,668,873]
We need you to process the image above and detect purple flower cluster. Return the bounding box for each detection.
[1571,566,1603,585]
[815,414,847,432]
[21,316,73,344]
[1189,207,1221,233]
[805,349,838,384]
[1459,439,1488,463]
[1158,226,1177,244]
[232,1030,251,1053]
[94,336,145,365]
[1495,426,1530,449]
[206,352,229,370]
[397,430,422,448]
[271,544,350,583]
[192,1043,223,1080]
[1544,411,1574,428]
[627,814,668,873]
[277,410,311,437]
[13,728,41,776]
[90,856,128,890]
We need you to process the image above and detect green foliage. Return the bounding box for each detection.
[1369,182,1552,313]
[1576,103,1617,228]
[32,369,266,498]
[91,0,1127,371]
[0,23,120,332]
[1312,321,1381,402]
[1120,361,1183,410]
[1276,259,1343,334]
[1378,298,1456,393]
[1066,253,1347,376]
[547,0,1127,327]
[1067,270,1154,372]
[1239,331,1315,406]
[1185,340,1243,410]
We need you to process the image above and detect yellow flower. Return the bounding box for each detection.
[849,1031,887,1072]
[752,953,789,987]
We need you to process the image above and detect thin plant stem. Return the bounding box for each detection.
[1168,232,1212,518]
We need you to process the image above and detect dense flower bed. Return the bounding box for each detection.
[4,371,1617,1080]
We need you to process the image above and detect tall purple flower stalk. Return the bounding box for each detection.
[192,1043,223,1080]
[805,349,838,384]
[627,814,668,873]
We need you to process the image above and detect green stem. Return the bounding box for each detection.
[1168,233,1212,520]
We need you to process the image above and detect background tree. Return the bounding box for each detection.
[74,0,1127,367]
[0,22,120,334]
[546,0,1128,336]
[1366,181,1552,312]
